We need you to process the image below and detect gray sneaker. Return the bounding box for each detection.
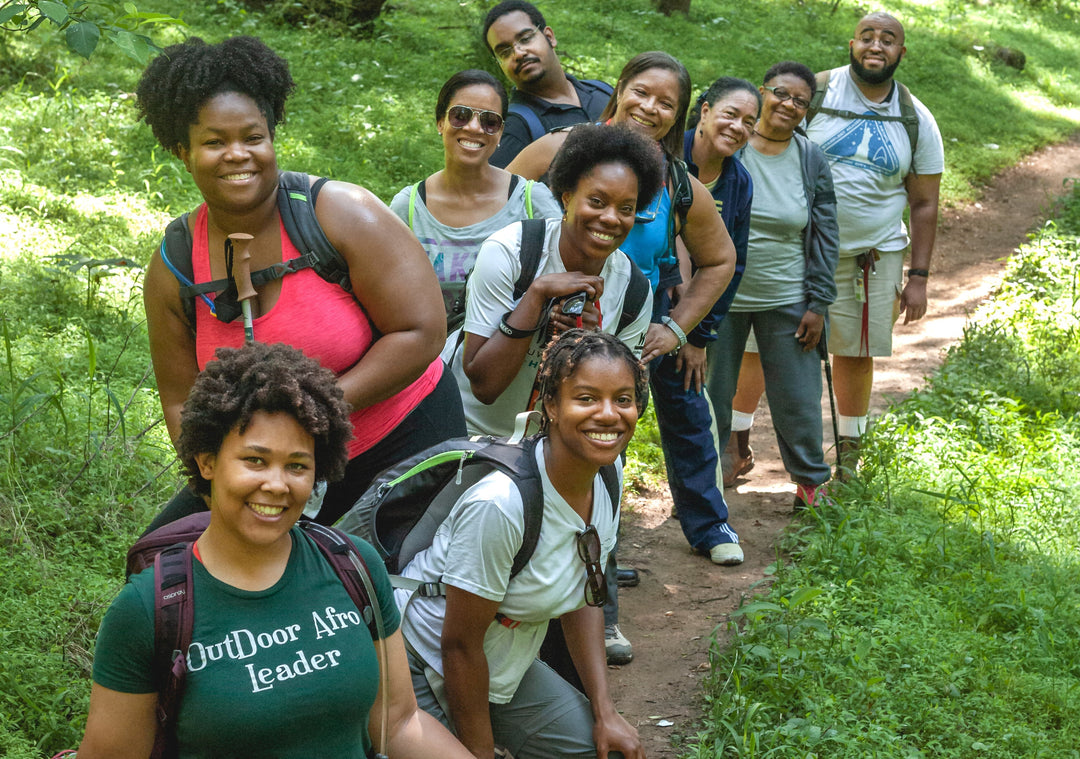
[604,624,633,665]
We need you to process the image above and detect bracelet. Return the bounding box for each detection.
[498,311,541,339]
[660,315,687,349]
[907,268,930,278]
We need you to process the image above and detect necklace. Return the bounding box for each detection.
[753,129,792,143]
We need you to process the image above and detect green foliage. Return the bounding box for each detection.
[0,0,183,62]
[691,189,1080,756]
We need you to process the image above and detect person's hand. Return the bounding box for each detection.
[675,343,707,393]
[593,711,645,759]
[531,272,604,303]
[899,277,928,324]
[794,310,825,352]
[548,298,600,335]
[640,322,681,364]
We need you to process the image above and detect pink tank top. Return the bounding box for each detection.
[192,205,442,457]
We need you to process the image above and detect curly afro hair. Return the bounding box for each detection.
[535,329,649,435]
[177,342,353,496]
[135,36,295,156]
[548,123,665,212]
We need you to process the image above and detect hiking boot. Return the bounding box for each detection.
[836,435,861,482]
[721,430,754,488]
[793,482,831,511]
[615,566,640,588]
[605,624,633,665]
[709,541,744,565]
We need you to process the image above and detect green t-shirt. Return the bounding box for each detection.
[92,526,400,757]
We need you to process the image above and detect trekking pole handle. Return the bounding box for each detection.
[228,233,256,343]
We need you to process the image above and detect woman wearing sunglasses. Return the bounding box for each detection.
[707,61,839,510]
[390,70,561,341]
[398,329,647,759]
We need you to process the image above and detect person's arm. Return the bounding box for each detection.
[315,180,447,410]
[900,172,941,324]
[561,605,645,759]
[641,175,735,363]
[143,246,200,447]
[505,132,569,181]
[76,684,157,759]
[797,144,839,352]
[441,585,502,759]
[369,629,474,758]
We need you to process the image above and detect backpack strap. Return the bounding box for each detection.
[895,82,920,166]
[524,179,535,219]
[599,462,621,518]
[151,543,195,759]
[805,70,832,127]
[580,79,615,98]
[300,521,380,640]
[512,218,549,300]
[508,436,545,579]
[407,181,421,229]
[616,259,650,336]
[160,214,200,330]
[277,171,352,292]
[667,158,694,229]
[508,102,547,142]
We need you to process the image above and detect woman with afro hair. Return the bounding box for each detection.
[78,343,473,758]
[137,36,465,530]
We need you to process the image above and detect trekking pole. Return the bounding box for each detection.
[817,327,841,471]
[228,233,256,344]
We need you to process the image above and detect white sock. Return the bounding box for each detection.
[731,410,754,432]
[837,415,867,437]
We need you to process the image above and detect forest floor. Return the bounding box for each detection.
[608,133,1080,757]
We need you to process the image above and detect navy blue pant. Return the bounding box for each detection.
[651,293,738,553]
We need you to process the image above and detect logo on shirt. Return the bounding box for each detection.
[819,115,900,177]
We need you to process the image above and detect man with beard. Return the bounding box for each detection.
[483,1,613,168]
[804,12,944,478]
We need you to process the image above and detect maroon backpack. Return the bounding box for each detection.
[125,513,378,759]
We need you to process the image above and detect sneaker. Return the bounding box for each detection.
[709,542,744,565]
[615,566,640,587]
[604,624,633,665]
[721,432,754,488]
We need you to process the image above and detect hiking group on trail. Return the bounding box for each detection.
[70,2,943,757]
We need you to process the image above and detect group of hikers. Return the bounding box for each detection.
[72,1,944,757]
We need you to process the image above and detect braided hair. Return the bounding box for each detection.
[135,36,295,155]
[177,342,353,495]
[535,329,649,435]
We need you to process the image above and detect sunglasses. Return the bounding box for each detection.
[762,86,811,110]
[446,105,504,135]
[576,525,608,608]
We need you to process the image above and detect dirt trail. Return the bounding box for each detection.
[609,134,1080,757]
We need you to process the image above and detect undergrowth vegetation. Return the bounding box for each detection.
[692,189,1080,756]
[0,0,1079,755]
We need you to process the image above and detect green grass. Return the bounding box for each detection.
[1,0,1079,755]
[689,187,1080,756]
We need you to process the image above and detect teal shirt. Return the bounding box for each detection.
[92,526,400,757]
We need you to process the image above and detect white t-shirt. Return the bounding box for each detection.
[396,441,620,703]
[804,66,945,258]
[450,217,652,438]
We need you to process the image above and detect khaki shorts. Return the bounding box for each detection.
[827,249,904,357]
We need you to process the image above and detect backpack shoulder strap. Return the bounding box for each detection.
[407,181,422,230]
[668,158,694,228]
[151,543,195,758]
[507,102,547,142]
[300,521,379,640]
[599,463,621,518]
[160,213,203,330]
[895,81,920,162]
[524,179,535,219]
[617,257,650,335]
[508,436,545,579]
[277,171,352,292]
[580,78,615,98]
[805,70,832,126]
[513,218,549,301]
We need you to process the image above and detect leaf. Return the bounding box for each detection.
[109,29,148,63]
[729,600,783,619]
[37,0,69,24]
[65,20,99,59]
[0,4,28,25]
[788,587,823,609]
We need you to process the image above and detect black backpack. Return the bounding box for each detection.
[125,514,380,759]
[335,434,620,587]
[158,171,351,331]
[507,79,615,142]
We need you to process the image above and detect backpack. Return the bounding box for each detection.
[159,171,350,331]
[125,513,380,759]
[805,69,920,171]
[666,157,694,238]
[335,433,620,588]
[508,78,615,142]
[406,175,538,332]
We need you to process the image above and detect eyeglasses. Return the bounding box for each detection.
[762,86,810,110]
[576,525,607,607]
[446,105,504,135]
[493,26,542,61]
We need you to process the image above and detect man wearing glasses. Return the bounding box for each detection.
[804,12,944,477]
[483,1,613,168]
